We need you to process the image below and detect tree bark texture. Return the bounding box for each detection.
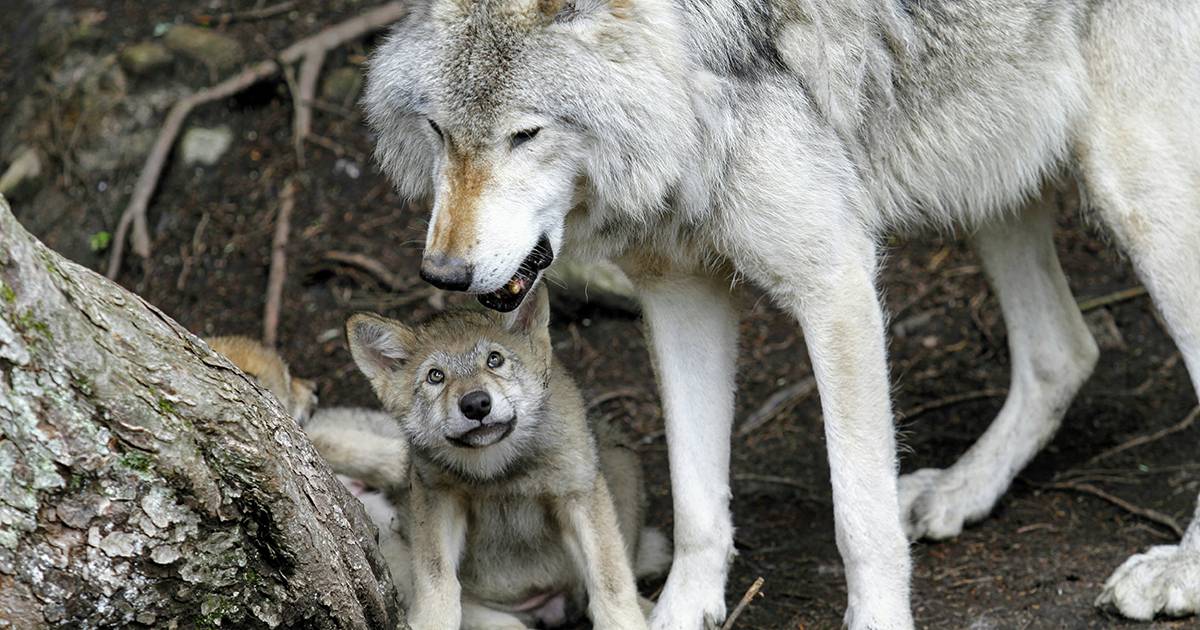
[0,197,406,629]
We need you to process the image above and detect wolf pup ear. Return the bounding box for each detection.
[346,314,416,387]
[503,285,552,350]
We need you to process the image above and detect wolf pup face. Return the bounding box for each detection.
[363,0,701,311]
[347,287,554,479]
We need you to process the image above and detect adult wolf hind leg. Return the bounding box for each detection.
[1097,502,1200,620]
[1078,0,1200,619]
[900,191,1099,540]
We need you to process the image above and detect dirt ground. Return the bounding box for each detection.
[2,2,1197,629]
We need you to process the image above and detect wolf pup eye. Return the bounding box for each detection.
[426,368,445,384]
[510,128,540,149]
[487,351,504,369]
[428,119,443,139]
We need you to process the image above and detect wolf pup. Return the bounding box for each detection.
[346,287,665,630]
[206,336,317,425]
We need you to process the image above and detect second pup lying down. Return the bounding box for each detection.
[328,287,667,629]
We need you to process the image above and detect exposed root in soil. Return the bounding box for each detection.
[263,177,296,347]
[107,1,407,280]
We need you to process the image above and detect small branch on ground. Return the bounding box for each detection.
[1078,286,1148,312]
[107,59,281,279]
[720,576,765,630]
[293,48,326,165]
[107,2,408,280]
[585,387,642,412]
[736,377,817,437]
[196,1,298,26]
[1042,481,1185,538]
[898,388,1008,422]
[1080,405,1200,469]
[263,178,297,347]
[321,250,409,292]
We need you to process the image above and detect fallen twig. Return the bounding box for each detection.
[322,250,409,291]
[586,387,642,412]
[720,576,764,630]
[737,377,817,437]
[197,1,298,26]
[108,59,280,279]
[1081,406,1200,469]
[1078,286,1148,313]
[732,474,827,504]
[263,179,297,347]
[107,2,407,279]
[1043,481,1184,538]
[733,473,806,489]
[293,48,326,164]
[898,388,1007,422]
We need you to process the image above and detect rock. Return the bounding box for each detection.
[181,127,234,166]
[36,9,107,60]
[0,147,46,203]
[119,42,174,76]
[163,25,244,73]
[320,67,363,106]
[547,259,639,314]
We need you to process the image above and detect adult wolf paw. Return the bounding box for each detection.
[898,468,979,541]
[1096,544,1200,620]
[648,554,726,630]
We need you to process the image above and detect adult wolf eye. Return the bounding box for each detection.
[426,368,444,384]
[510,128,540,149]
[487,351,504,369]
[428,119,443,138]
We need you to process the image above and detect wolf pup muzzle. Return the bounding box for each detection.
[477,235,554,312]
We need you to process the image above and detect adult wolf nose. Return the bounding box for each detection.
[459,390,492,421]
[420,253,473,291]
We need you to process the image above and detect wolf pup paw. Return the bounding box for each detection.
[1096,544,1200,620]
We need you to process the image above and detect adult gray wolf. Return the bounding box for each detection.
[362,0,1200,627]
[343,287,669,629]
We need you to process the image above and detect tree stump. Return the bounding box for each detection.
[0,196,405,629]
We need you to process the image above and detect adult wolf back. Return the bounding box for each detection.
[363,1,1200,627]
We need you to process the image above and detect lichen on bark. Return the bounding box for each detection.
[0,196,405,629]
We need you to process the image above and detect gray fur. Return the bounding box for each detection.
[364,1,1200,626]
[343,288,664,628]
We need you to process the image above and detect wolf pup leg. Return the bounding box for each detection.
[556,476,648,629]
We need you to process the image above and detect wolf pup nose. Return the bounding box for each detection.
[346,286,662,630]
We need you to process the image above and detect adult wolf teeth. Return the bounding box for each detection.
[507,279,522,294]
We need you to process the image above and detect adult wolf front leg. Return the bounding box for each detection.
[635,274,739,630]
[716,182,914,629]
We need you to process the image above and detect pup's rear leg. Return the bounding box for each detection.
[899,190,1099,540]
[460,601,534,630]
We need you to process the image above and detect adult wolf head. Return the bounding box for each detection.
[364,0,700,311]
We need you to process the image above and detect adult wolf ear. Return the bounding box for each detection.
[346,313,417,393]
[502,285,551,353]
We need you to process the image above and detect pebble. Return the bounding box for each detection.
[181,127,234,166]
[163,25,244,72]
